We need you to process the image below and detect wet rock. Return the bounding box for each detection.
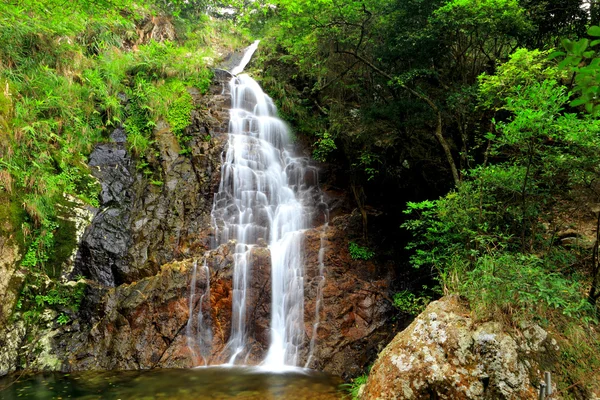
[71,129,134,287]
[185,214,395,373]
[0,236,22,326]
[361,296,554,400]
[59,260,196,371]
[300,217,394,377]
[124,89,228,283]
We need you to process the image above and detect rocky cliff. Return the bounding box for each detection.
[0,70,395,378]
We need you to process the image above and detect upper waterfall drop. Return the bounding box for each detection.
[230,40,260,76]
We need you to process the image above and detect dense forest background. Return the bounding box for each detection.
[2,0,600,396]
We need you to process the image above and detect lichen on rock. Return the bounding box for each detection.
[362,296,556,400]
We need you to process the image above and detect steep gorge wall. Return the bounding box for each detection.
[0,70,395,377]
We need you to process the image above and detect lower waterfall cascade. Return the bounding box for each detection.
[186,40,329,370]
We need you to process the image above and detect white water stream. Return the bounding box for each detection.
[188,41,327,370]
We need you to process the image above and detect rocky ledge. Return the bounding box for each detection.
[361,296,559,400]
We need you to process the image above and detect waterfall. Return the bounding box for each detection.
[189,40,327,369]
[186,259,213,365]
[304,218,329,368]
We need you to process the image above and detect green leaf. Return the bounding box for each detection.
[574,39,590,55]
[570,98,587,107]
[588,26,600,37]
[561,38,574,52]
[584,51,596,59]
[548,51,565,60]
[558,57,576,70]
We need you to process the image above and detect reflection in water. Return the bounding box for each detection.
[0,367,344,400]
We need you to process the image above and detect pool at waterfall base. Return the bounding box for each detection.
[0,367,344,399]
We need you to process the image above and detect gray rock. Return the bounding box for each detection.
[71,131,134,287]
[362,296,555,400]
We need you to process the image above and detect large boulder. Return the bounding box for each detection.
[362,296,555,400]
[71,127,134,287]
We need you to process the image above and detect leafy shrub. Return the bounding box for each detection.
[393,290,431,316]
[17,277,86,326]
[312,131,337,162]
[348,241,375,260]
[168,87,194,136]
[462,253,594,320]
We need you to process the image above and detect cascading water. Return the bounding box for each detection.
[304,217,329,369]
[188,40,328,369]
[186,259,213,365]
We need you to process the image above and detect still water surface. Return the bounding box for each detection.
[0,367,344,399]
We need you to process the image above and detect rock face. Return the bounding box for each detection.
[54,212,394,374]
[71,73,230,287]
[71,127,135,286]
[301,217,394,377]
[0,236,21,326]
[361,296,555,400]
[59,260,195,370]
[0,70,396,378]
[184,215,395,374]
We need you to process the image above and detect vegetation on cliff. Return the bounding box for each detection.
[0,0,246,333]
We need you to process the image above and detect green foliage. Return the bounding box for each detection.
[403,50,600,326]
[348,241,375,260]
[21,223,56,270]
[554,321,600,395]
[312,131,337,162]
[393,290,431,316]
[479,48,560,109]
[56,313,70,325]
[463,253,593,320]
[343,374,368,400]
[168,87,194,137]
[355,152,381,182]
[17,277,86,326]
[553,25,600,114]
[432,0,531,34]
[125,75,157,156]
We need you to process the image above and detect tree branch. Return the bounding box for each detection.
[333,49,460,186]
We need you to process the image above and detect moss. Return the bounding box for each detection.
[45,217,77,279]
[0,193,28,254]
